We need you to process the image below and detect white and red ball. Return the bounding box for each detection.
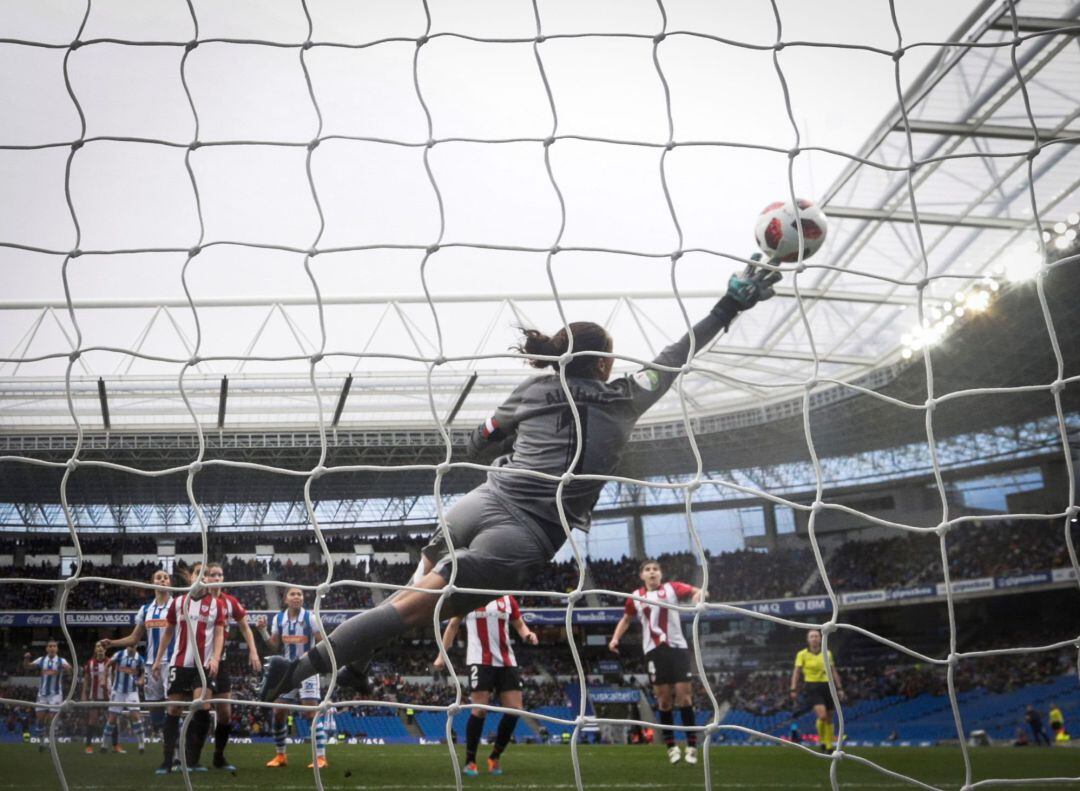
[753,199,828,262]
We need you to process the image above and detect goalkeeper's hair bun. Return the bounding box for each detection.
[517,322,612,379]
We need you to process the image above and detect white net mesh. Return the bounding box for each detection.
[1,1,1079,789]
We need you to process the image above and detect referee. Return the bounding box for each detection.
[790,629,845,753]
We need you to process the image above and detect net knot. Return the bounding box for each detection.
[566,589,583,605]
[653,32,666,44]
[892,48,903,62]
[549,245,561,255]
[773,41,786,52]
[426,244,440,254]
[1066,504,1079,520]
[187,355,200,366]
[185,40,198,53]
[189,460,203,474]
[447,703,462,717]
[188,245,201,257]
[302,40,313,51]
[1050,378,1065,394]
[436,461,451,476]
[310,352,323,364]
[535,35,547,44]
[310,464,326,479]
[543,136,555,147]
[665,140,675,151]
[811,501,824,515]
[416,35,429,47]
[70,140,83,152]
[819,622,836,636]
[924,396,936,412]
[935,521,952,537]
[69,39,83,51]
[1027,147,1039,162]
[68,248,82,259]
[916,278,929,291]
[67,350,81,363]
[62,575,80,590]
[307,138,320,151]
[788,147,800,160]
[65,458,79,470]
[188,141,201,151]
[947,652,960,665]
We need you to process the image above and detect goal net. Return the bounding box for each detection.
[1,1,1078,790]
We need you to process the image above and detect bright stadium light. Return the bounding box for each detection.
[1003,244,1044,283]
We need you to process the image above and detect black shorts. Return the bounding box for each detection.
[468,664,521,694]
[803,682,834,710]
[645,645,692,686]
[213,667,231,694]
[167,666,217,697]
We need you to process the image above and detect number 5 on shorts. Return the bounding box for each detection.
[168,666,177,686]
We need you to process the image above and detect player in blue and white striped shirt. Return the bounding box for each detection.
[102,646,146,755]
[102,569,173,735]
[255,587,325,769]
[22,639,71,751]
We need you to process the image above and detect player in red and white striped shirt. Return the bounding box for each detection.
[609,559,702,765]
[434,595,537,778]
[81,641,111,754]
[150,565,226,775]
[204,562,261,772]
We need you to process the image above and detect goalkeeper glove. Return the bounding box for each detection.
[726,254,782,310]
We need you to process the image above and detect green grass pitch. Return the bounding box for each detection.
[4,743,1077,790]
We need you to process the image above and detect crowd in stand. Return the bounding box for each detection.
[2,519,1074,615]
[814,518,1076,595]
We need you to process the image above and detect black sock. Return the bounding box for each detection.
[658,709,675,748]
[112,724,119,747]
[163,715,180,766]
[213,721,231,759]
[491,714,518,759]
[85,724,97,745]
[679,705,697,748]
[465,714,485,764]
[186,710,211,765]
[295,605,407,682]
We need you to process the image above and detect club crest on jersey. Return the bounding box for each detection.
[632,369,661,391]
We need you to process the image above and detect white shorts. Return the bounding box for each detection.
[278,675,320,703]
[36,693,62,707]
[109,690,141,714]
[143,671,168,702]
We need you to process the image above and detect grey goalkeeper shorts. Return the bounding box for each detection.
[421,484,566,613]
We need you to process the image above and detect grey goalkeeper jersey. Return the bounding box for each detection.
[467,297,741,533]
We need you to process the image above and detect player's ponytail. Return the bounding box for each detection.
[517,322,612,379]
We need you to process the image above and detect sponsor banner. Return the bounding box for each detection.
[1051,567,1077,583]
[589,687,641,704]
[595,660,621,674]
[887,586,936,601]
[995,571,1050,589]
[935,577,994,596]
[840,590,887,605]
[0,568,1070,629]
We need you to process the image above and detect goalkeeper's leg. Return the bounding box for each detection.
[260,490,555,702]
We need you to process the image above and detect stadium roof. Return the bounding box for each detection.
[1,0,1079,508]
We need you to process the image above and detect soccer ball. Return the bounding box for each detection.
[754,199,828,262]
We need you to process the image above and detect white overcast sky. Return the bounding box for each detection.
[0,0,985,427]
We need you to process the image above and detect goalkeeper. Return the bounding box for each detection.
[260,261,781,701]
